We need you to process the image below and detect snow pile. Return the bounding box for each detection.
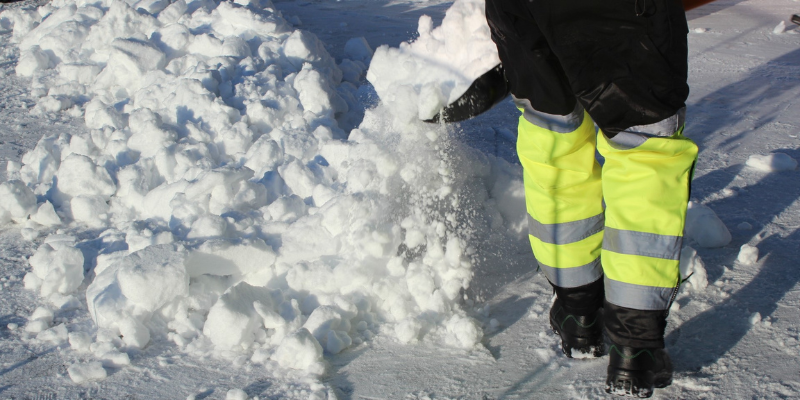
[685,201,731,248]
[745,153,798,172]
[366,0,500,121]
[1,0,524,382]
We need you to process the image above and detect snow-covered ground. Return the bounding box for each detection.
[0,0,799,398]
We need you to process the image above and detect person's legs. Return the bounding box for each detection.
[516,106,606,357]
[530,0,694,394]
[597,128,697,397]
[486,0,607,357]
[489,0,697,395]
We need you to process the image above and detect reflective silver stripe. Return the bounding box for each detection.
[606,108,686,150]
[514,96,585,133]
[540,258,603,288]
[604,131,648,150]
[602,227,682,260]
[605,277,675,310]
[624,107,686,137]
[528,213,604,245]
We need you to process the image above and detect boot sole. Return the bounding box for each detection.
[605,367,672,398]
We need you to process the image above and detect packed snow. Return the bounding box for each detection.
[1,0,799,398]
[0,0,522,390]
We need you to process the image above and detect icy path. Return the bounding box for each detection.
[0,0,799,399]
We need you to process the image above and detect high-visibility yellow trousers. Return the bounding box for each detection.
[518,102,698,311]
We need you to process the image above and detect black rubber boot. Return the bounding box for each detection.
[603,301,673,398]
[605,345,673,398]
[548,278,605,358]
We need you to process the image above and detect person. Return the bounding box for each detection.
[484,0,697,397]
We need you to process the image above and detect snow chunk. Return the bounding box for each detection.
[773,21,786,35]
[685,202,731,248]
[749,312,762,326]
[31,201,62,227]
[16,45,52,77]
[27,239,85,297]
[25,319,51,334]
[444,314,483,349]
[25,306,54,334]
[294,63,347,116]
[746,153,797,172]
[326,329,352,354]
[737,244,759,265]
[69,332,92,352]
[283,30,342,83]
[70,195,110,227]
[117,245,188,311]
[68,362,107,383]
[37,323,68,344]
[87,245,187,349]
[367,0,500,122]
[271,328,325,375]
[49,293,80,310]
[679,246,707,292]
[344,37,373,62]
[84,99,125,130]
[279,159,317,199]
[126,108,177,159]
[118,317,151,349]
[0,180,37,223]
[394,319,421,344]
[52,154,116,206]
[19,133,63,186]
[339,58,366,84]
[303,305,352,354]
[35,96,73,114]
[243,136,284,180]
[99,350,131,368]
[203,282,275,350]
[185,239,276,280]
[226,389,248,400]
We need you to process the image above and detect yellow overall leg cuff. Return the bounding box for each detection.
[517,106,604,288]
[597,129,699,310]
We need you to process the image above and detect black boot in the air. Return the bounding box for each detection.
[548,278,605,358]
[605,345,673,398]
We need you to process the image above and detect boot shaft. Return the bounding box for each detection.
[604,301,668,349]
